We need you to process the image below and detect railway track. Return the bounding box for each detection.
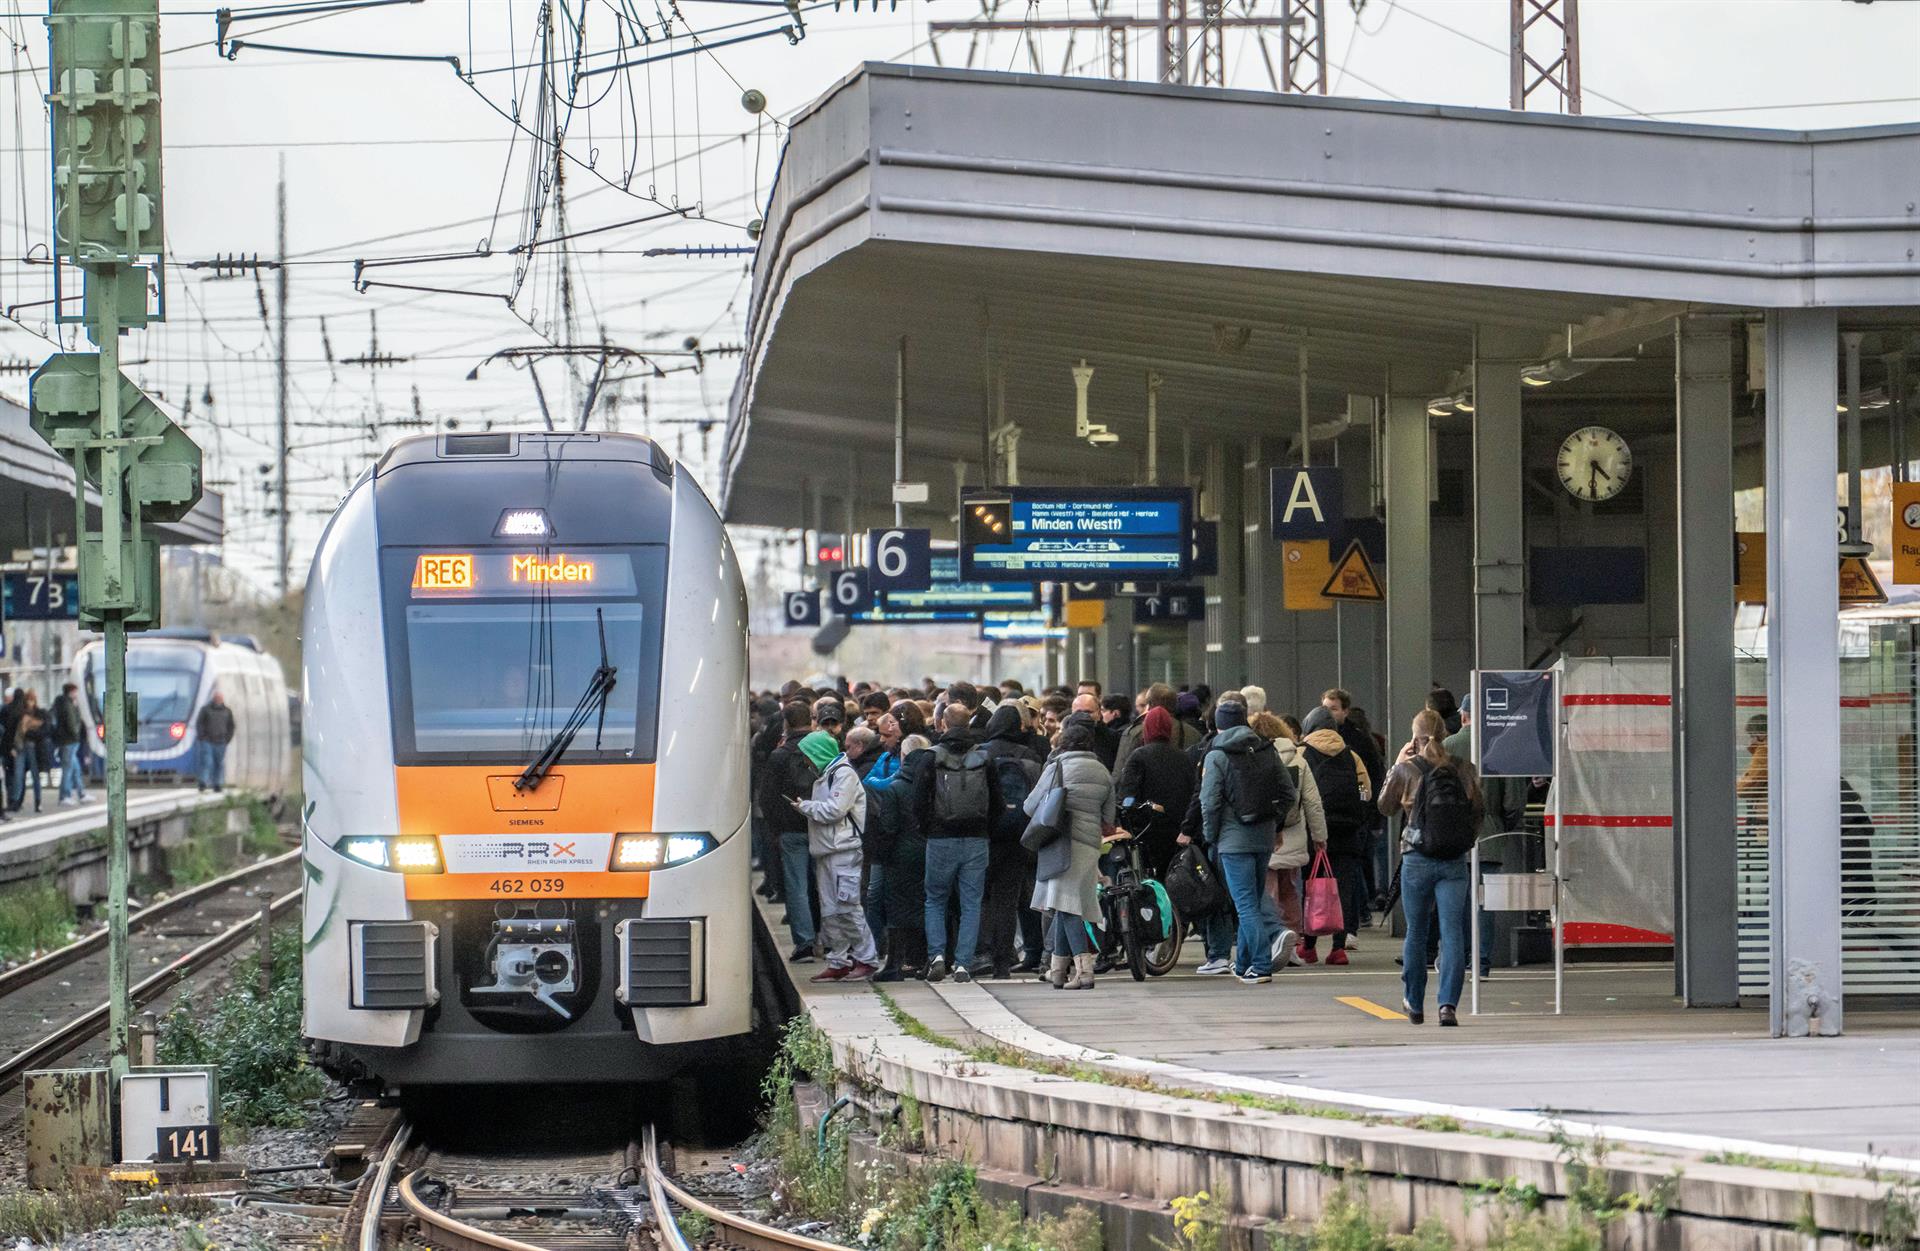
[354,1120,843,1251]
[0,848,304,1093]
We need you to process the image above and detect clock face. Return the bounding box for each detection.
[1557,426,1633,502]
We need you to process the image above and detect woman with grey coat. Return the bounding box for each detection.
[1023,721,1116,990]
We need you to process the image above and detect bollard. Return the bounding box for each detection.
[138,1011,157,1066]
[257,900,273,997]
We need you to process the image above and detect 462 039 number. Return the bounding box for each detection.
[487,877,566,895]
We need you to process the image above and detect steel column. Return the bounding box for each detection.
[1764,307,1842,1037]
[1471,328,1527,670]
[1208,440,1247,689]
[1385,393,1431,744]
[1674,317,1740,1008]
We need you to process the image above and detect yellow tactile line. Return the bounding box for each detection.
[1337,995,1409,1021]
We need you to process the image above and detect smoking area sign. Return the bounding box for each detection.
[1472,669,1556,777]
[1895,483,1920,585]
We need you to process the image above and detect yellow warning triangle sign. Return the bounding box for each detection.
[1839,555,1887,606]
[1321,539,1385,603]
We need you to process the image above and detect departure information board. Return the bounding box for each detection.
[880,554,1040,613]
[959,488,1192,582]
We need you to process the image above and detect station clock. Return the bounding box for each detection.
[1556,426,1633,503]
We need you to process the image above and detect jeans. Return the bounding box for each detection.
[57,743,85,802]
[10,745,42,811]
[814,847,878,968]
[863,861,887,940]
[923,836,989,968]
[778,828,817,948]
[197,741,228,790]
[1400,851,1470,1011]
[1219,851,1278,976]
[1048,909,1092,956]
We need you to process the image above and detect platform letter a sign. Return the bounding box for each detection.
[1270,467,1343,540]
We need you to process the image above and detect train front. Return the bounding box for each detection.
[300,431,751,1087]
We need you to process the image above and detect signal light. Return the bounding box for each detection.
[168,721,186,741]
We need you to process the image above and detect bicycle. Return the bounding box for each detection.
[1099,799,1187,980]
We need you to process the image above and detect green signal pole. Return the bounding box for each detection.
[93,263,130,1077]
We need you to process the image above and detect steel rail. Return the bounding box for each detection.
[0,888,302,1092]
[0,847,302,1000]
[643,1125,845,1251]
[396,1169,554,1251]
[355,1118,412,1251]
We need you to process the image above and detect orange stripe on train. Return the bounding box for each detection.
[393,764,656,838]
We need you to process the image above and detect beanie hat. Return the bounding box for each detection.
[1214,699,1249,731]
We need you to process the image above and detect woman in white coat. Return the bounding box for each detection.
[1024,721,1115,990]
[1256,712,1327,957]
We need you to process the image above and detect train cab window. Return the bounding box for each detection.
[383,547,666,764]
[87,644,205,738]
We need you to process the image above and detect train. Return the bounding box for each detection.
[70,629,294,794]
[300,430,753,1087]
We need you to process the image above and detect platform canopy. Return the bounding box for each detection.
[722,63,1920,526]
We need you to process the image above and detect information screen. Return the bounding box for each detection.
[408,551,639,598]
[960,488,1191,581]
[880,554,1040,613]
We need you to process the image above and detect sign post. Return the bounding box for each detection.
[29,0,199,1083]
[1468,669,1561,1016]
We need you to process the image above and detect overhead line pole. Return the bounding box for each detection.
[276,157,291,600]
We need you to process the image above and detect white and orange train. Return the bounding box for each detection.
[299,431,751,1087]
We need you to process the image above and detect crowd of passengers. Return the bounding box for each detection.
[753,677,1525,1027]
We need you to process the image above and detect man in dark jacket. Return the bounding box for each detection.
[194,692,237,792]
[1095,694,1131,770]
[1113,683,1202,780]
[914,704,1001,983]
[978,703,1044,977]
[750,695,786,899]
[758,702,820,961]
[51,683,87,806]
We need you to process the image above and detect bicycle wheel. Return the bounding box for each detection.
[1119,902,1148,981]
[1145,900,1185,977]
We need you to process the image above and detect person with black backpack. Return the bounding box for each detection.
[1194,695,1297,985]
[1393,708,1484,1026]
[980,703,1045,978]
[914,703,1002,983]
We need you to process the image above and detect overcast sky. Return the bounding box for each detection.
[3,0,1918,593]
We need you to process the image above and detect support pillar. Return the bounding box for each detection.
[1472,330,1528,670]
[1385,395,1432,744]
[1204,440,1247,689]
[1675,317,1740,1008]
[1097,613,1134,697]
[1764,307,1841,1037]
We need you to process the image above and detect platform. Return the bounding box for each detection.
[0,787,236,895]
[757,883,1920,1168]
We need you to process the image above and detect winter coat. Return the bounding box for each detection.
[1090,719,1122,771]
[797,753,867,857]
[883,749,932,929]
[1116,739,1194,826]
[912,729,1001,840]
[1302,728,1373,856]
[1199,725,1278,858]
[758,736,816,835]
[1024,749,1113,922]
[50,694,82,747]
[864,748,904,786]
[1269,736,1328,871]
[196,702,236,747]
[1112,715,1200,784]
[979,704,1045,765]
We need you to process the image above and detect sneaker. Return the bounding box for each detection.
[843,962,880,982]
[1239,972,1273,985]
[1438,1004,1459,1027]
[1270,928,1297,971]
[1195,958,1233,976]
[788,944,816,964]
[1344,938,1359,952]
[1326,948,1350,966]
[927,955,949,983]
[1287,951,1306,967]
[952,964,973,984]
[1298,946,1319,965]
[810,965,852,983]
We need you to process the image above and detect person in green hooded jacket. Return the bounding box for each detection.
[792,730,879,981]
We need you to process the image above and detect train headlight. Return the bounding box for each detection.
[341,838,390,869]
[338,836,443,873]
[391,837,444,873]
[611,833,713,870]
[168,722,187,741]
[495,507,552,537]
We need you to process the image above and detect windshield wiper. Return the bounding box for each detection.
[515,608,618,793]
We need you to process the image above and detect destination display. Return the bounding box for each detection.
[881,554,1041,612]
[960,488,1191,582]
[408,551,638,597]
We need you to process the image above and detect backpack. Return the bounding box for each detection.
[930,745,992,834]
[1308,745,1367,833]
[1164,843,1226,918]
[1409,762,1476,860]
[989,754,1040,842]
[1219,740,1292,825]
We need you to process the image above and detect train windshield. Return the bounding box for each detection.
[384,547,666,763]
[85,644,205,733]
